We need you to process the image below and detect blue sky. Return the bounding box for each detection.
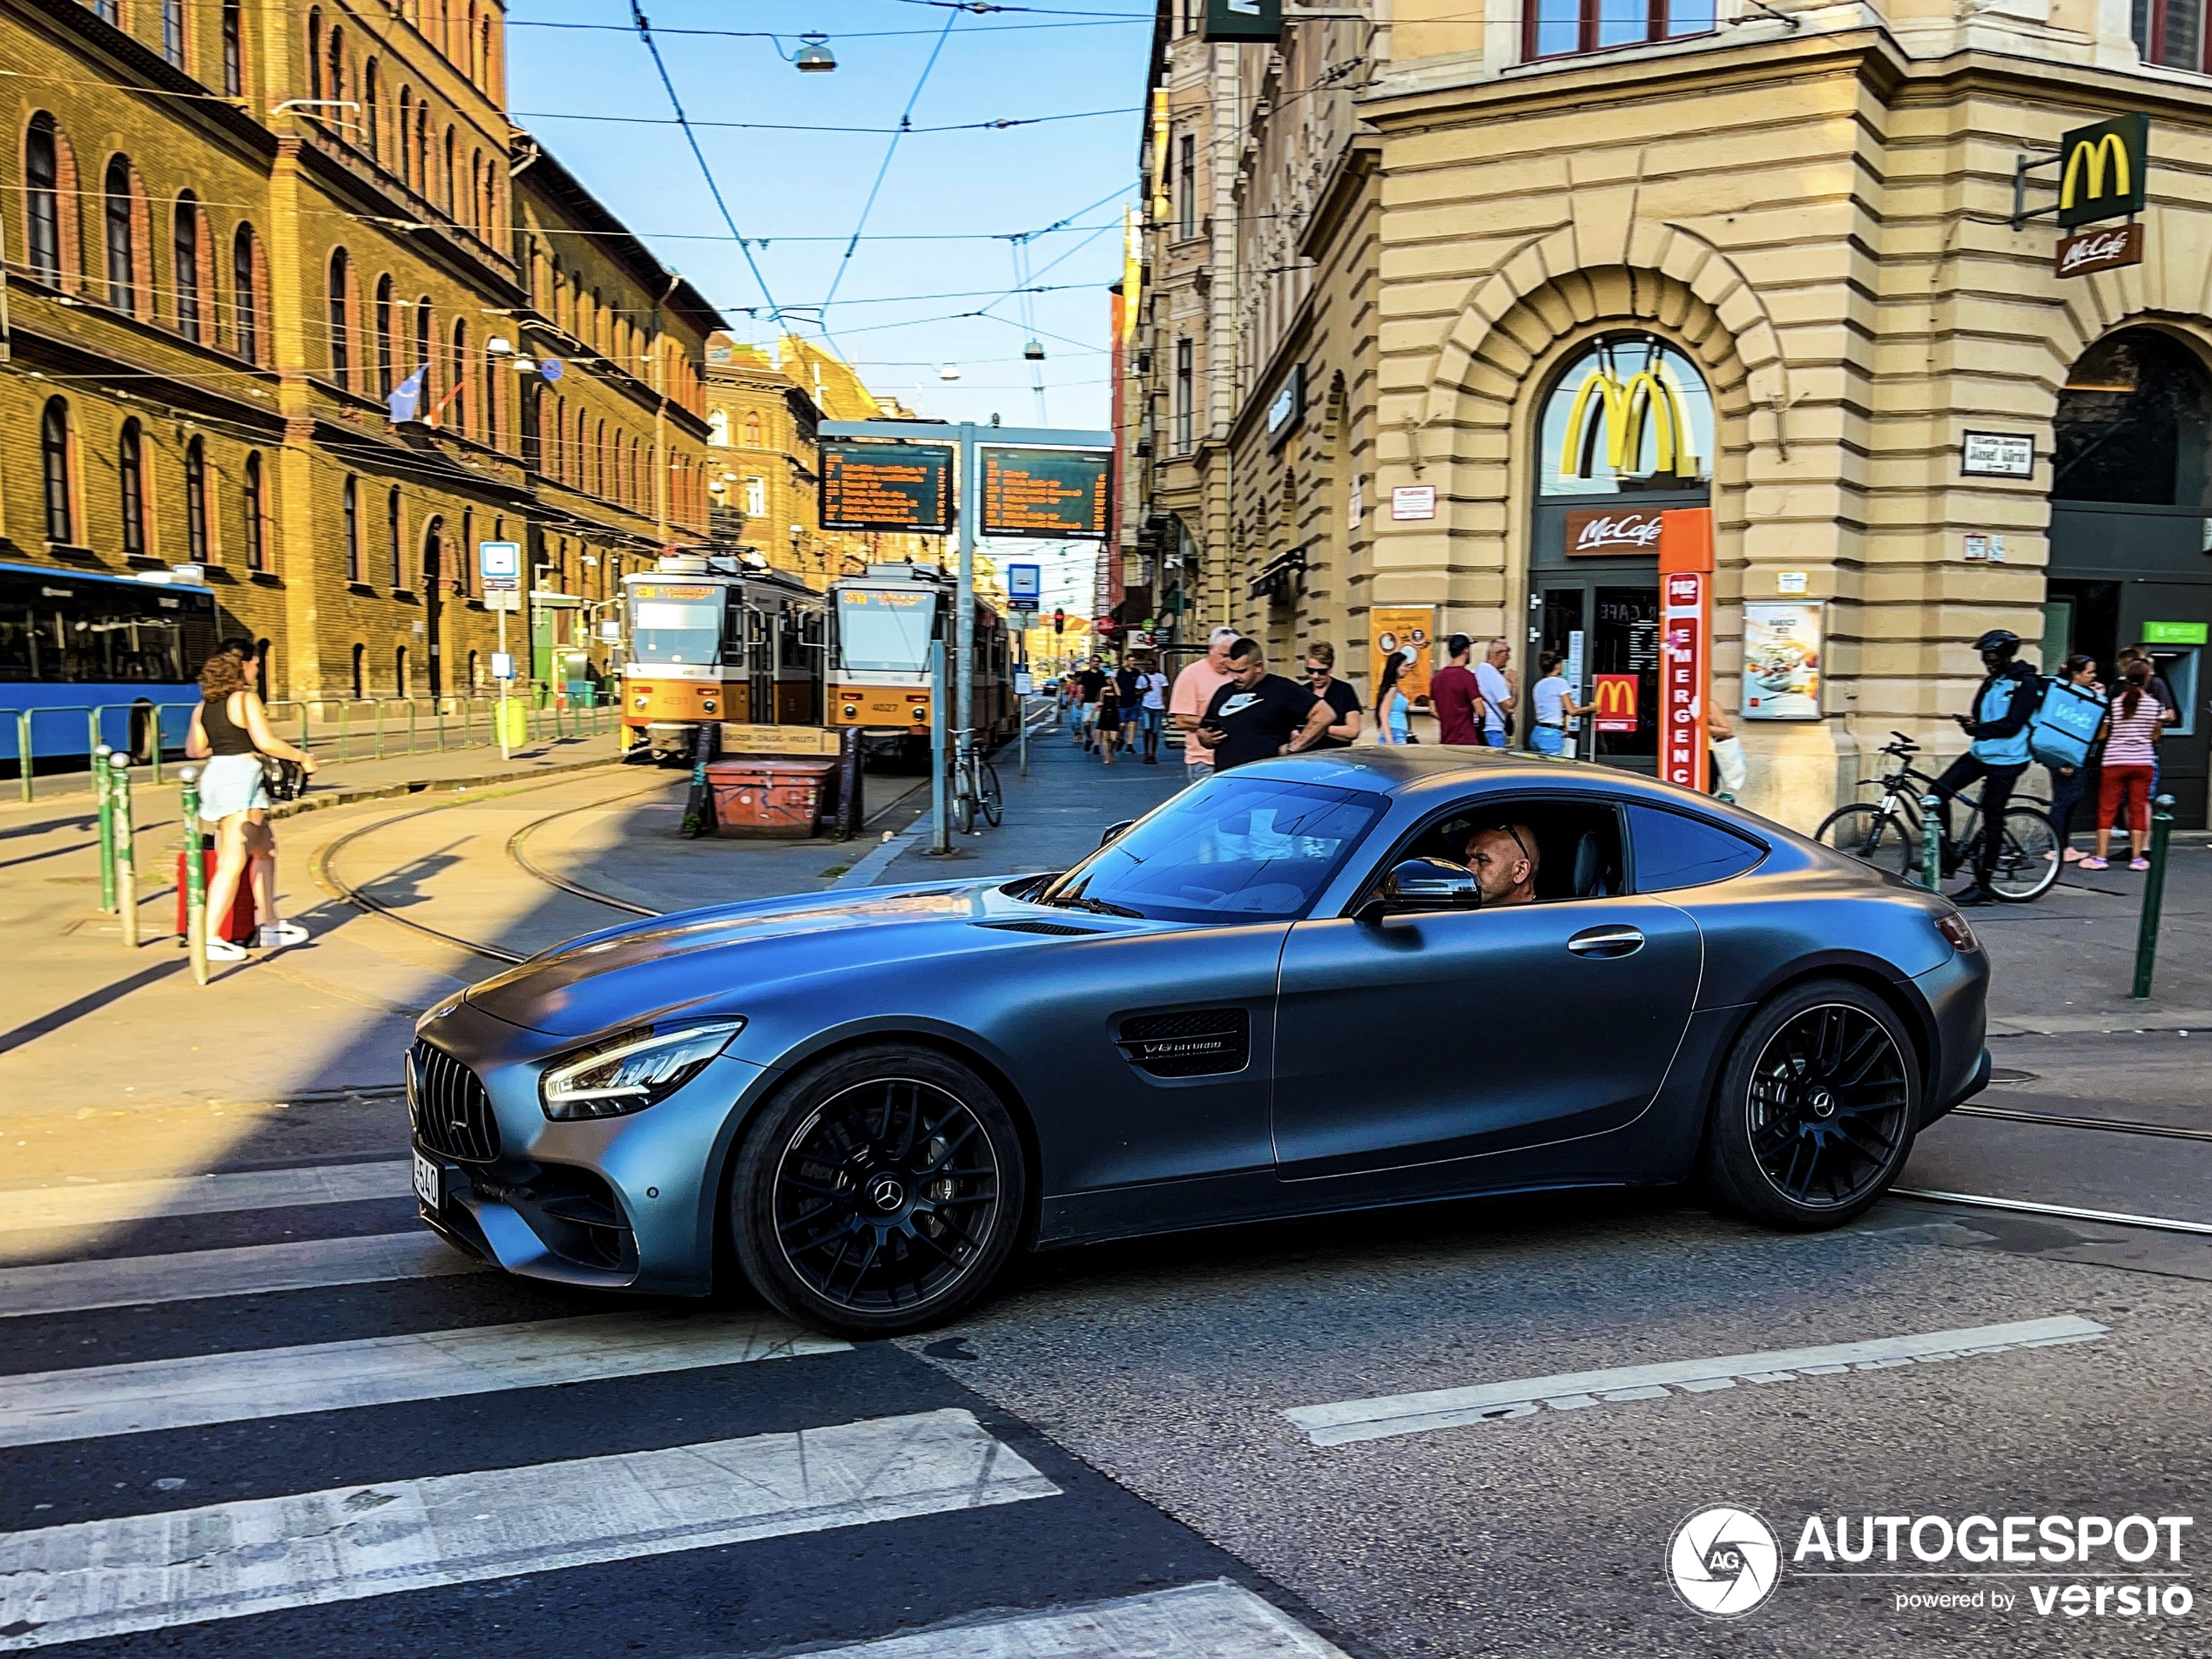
[508,0,1150,440]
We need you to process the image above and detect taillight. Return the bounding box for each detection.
[1935,911,1979,953]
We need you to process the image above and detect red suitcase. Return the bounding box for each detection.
[176,846,258,945]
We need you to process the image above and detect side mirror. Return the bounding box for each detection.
[1100,819,1137,847]
[1359,857,1482,922]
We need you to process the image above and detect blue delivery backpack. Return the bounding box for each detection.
[2029,676,2107,770]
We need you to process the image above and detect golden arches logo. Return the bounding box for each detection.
[1593,676,1638,718]
[1560,367,1696,479]
[2060,132,2130,212]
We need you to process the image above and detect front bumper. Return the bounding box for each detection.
[408,997,772,1296]
[1912,943,1991,1128]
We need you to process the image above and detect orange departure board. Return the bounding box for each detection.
[980,448,1110,540]
[820,442,954,533]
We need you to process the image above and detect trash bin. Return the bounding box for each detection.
[705,758,840,839]
[176,843,258,944]
[495,699,531,750]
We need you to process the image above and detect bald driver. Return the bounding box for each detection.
[1464,822,1539,906]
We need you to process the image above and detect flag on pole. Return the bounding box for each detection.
[388,366,428,424]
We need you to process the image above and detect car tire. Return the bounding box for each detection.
[730,1043,1028,1339]
[1701,979,1920,1231]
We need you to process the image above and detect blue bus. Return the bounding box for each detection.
[0,561,222,774]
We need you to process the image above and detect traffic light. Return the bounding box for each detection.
[1053,608,1066,635]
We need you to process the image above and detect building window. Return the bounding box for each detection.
[185,437,210,561]
[25,115,62,284]
[233,223,260,362]
[103,156,136,313]
[745,475,766,517]
[343,475,362,580]
[92,0,117,22]
[120,419,147,557]
[221,0,243,95]
[41,398,72,543]
[365,62,381,158]
[415,296,434,405]
[242,452,266,570]
[374,275,395,396]
[1524,0,1714,58]
[328,249,353,386]
[1177,134,1196,239]
[744,411,764,446]
[307,10,323,98]
[388,487,404,587]
[1538,334,1714,495]
[449,318,469,433]
[174,194,202,341]
[2133,0,2208,65]
[1174,339,1194,455]
[162,0,185,66]
[708,408,728,446]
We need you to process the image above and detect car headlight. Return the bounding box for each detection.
[539,1020,745,1120]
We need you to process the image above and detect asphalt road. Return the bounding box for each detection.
[3,725,2207,1657]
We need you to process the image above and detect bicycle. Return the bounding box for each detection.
[948,734,1002,834]
[1813,732,2059,901]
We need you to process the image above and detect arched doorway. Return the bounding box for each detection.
[2047,328,2212,825]
[1529,334,1714,773]
[421,516,446,697]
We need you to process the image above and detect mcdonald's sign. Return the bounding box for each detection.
[2056,113,2148,229]
[1592,672,1639,733]
[1560,365,1698,480]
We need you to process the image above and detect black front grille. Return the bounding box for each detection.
[409,1041,502,1162]
[1115,1008,1250,1077]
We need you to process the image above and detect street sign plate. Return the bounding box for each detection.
[478,540,521,591]
[1007,563,1042,603]
[981,448,1111,540]
[486,590,522,613]
[820,442,954,533]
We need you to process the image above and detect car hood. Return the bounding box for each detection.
[461,878,1128,1036]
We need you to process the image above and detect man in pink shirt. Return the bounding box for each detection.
[1170,627,1241,783]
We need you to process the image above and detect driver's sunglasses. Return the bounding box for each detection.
[1474,822,1531,862]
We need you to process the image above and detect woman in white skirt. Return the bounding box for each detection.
[185,643,317,962]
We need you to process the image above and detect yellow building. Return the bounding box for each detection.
[1134,0,2212,830]
[2,0,718,700]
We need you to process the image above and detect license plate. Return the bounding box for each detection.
[412,1150,442,1208]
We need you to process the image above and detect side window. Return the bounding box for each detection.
[1393,797,1625,901]
[1628,804,1765,892]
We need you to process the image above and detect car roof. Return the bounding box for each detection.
[1231,749,1782,838]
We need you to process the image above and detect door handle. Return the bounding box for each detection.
[1567,925,1644,958]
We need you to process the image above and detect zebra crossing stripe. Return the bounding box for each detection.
[0,1311,850,1448]
[0,1163,412,1233]
[0,1231,484,1318]
[782,1580,1349,1659]
[1283,1315,2110,1446]
[0,1407,1059,1650]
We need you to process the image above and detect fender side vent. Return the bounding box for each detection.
[1116,1008,1249,1076]
[976,920,1103,937]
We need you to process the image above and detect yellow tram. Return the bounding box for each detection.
[828,563,1016,761]
[619,554,826,761]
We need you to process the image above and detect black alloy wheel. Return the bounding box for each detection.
[1703,981,1919,1230]
[732,1045,1026,1337]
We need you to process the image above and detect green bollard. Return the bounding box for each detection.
[180,765,209,985]
[110,754,138,949]
[2130,793,2176,1001]
[16,711,32,805]
[1920,792,1942,893]
[94,744,117,913]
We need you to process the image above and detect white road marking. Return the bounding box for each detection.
[0,1311,849,1447]
[0,1163,411,1232]
[0,1231,483,1318]
[790,1580,1348,1659]
[1285,1315,2110,1446]
[0,1408,1058,1650]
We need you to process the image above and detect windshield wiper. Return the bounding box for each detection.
[1048,894,1145,918]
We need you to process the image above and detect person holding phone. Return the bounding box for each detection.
[1193,637,1336,772]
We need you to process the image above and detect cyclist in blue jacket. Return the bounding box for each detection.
[1931,628,2040,905]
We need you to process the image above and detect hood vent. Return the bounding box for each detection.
[976,920,1103,937]
[1115,1008,1250,1077]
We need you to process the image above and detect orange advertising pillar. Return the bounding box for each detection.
[1659,509,1714,794]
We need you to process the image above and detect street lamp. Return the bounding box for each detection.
[793,31,837,71]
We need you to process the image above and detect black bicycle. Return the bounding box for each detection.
[1813,732,2059,901]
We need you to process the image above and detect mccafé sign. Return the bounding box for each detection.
[1559,361,1696,479]
[1565,507,1666,556]
[2055,223,2143,279]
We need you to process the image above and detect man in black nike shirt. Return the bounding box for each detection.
[1194,637,1336,772]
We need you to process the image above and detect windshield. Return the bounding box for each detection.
[838,588,937,673]
[628,583,724,667]
[1040,774,1385,924]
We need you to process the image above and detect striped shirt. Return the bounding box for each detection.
[2104,698,2164,766]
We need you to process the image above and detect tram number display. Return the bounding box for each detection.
[980,448,1111,540]
[821,442,954,533]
